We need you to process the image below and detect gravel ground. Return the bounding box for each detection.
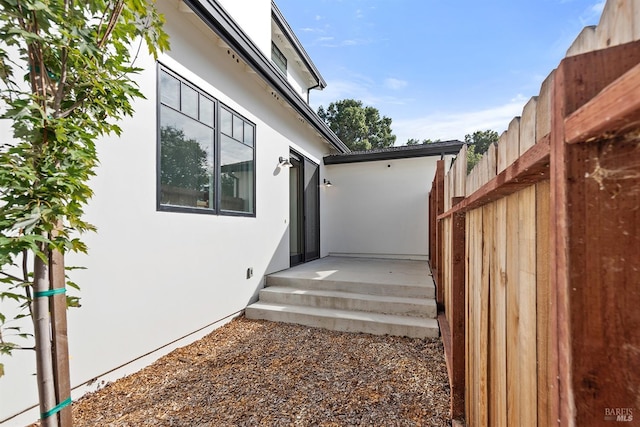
[58,317,450,426]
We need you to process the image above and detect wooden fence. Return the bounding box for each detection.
[429,1,640,425]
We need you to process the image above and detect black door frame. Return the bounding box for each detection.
[289,149,320,266]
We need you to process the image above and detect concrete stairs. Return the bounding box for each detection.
[245,258,439,339]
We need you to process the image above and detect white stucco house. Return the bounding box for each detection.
[0,1,461,424]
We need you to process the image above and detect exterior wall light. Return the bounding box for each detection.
[278,156,293,168]
[323,179,332,187]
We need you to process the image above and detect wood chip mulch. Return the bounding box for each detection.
[59,316,451,426]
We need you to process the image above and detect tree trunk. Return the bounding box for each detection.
[33,250,59,427]
[50,246,72,426]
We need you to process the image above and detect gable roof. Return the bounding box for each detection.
[183,0,349,153]
[323,140,464,165]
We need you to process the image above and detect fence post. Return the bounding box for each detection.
[450,196,466,422]
[434,160,445,310]
[551,40,640,426]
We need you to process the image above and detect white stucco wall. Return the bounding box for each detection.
[324,156,444,260]
[0,2,335,424]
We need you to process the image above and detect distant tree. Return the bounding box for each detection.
[317,99,396,151]
[465,130,499,172]
[405,138,441,146]
[160,127,210,190]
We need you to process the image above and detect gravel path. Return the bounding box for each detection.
[65,317,451,426]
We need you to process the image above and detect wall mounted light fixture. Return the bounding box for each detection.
[278,156,293,168]
[323,179,332,187]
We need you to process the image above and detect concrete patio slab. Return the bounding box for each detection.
[269,256,433,286]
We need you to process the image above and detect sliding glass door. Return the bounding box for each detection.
[289,151,320,266]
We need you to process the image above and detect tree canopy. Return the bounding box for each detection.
[465,129,499,172]
[317,99,396,151]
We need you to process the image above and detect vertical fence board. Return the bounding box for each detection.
[478,207,490,427]
[536,180,552,427]
[466,208,486,426]
[595,0,635,49]
[518,185,538,426]
[464,215,477,426]
[455,145,468,197]
[482,202,495,426]
[490,198,508,427]
[537,72,555,140]
[435,161,445,309]
[505,191,521,427]
[520,97,538,153]
[566,26,598,57]
[506,118,521,168]
[496,131,508,174]
[450,204,467,421]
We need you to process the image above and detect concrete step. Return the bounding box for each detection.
[245,302,440,339]
[258,286,436,319]
[265,275,435,299]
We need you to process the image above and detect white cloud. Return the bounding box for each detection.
[384,78,408,90]
[392,95,528,144]
[317,38,370,48]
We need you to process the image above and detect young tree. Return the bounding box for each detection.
[317,99,396,151]
[0,1,169,425]
[465,129,499,172]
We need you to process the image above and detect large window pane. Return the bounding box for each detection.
[232,115,243,141]
[160,71,180,109]
[220,108,232,136]
[220,135,254,213]
[200,96,214,127]
[160,106,214,209]
[181,84,198,119]
[243,122,254,147]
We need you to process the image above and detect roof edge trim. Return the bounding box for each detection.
[323,141,464,165]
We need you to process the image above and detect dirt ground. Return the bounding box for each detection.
[37,316,452,426]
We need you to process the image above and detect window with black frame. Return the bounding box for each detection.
[219,106,255,213]
[271,42,287,75]
[158,66,255,215]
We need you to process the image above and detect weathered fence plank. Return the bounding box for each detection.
[505,191,520,427]
[489,198,507,427]
[518,185,537,427]
[520,97,538,153]
[535,180,551,427]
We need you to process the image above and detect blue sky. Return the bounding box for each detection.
[275,0,605,144]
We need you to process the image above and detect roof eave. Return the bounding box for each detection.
[323,142,464,165]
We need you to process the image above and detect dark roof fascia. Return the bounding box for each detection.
[323,141,464,165]
[271,1,326,89]
[183,0,349,153]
